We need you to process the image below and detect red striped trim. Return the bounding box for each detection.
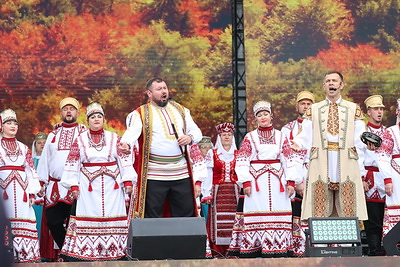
[73,216,127,222]
[365,166,379,172]
[250,159,280,164]
[0,166,24,171]
[392,155,400,159]
[243,212,291,217]
[82,161,117,167]
[386,206,400,209]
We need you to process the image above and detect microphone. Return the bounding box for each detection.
[171,123,185,156]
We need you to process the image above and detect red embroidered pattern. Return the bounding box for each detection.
[81,166,120,184]
[237,136,252,160]
[65,139,80,164]
[58,127,80,151]
[189,144,204,164]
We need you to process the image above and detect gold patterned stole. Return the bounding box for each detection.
[327,102,339,136]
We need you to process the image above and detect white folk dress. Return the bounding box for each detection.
[377,123,400,237]
[0,137,41,262]
[60,129,137,261]
[228,127,301,257]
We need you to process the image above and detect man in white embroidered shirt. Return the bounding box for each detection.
[291,71,368,221]
[119,77,203,218]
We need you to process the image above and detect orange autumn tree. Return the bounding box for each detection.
[315,42,396,73]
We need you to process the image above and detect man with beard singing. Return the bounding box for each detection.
[120,78,203,218]
[291,71,368,222]
[37,97,87,257]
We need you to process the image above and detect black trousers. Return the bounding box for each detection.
[144,178,195,218]
[364,201,385,252]
[291,193,303,217]
[45,202,72,249]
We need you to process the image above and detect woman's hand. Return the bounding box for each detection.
[287,185,295,198]
[72,190,80,199]
[194,184,201,198]
[244,187,251,197]
[385,183,393,197]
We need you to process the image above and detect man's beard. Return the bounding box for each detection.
[63,116,77,124]
[154,98,168,107]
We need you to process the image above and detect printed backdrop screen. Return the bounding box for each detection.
[243,0,400,131]
[0,0,233,145]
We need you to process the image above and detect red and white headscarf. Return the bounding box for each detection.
[216,122,234,135]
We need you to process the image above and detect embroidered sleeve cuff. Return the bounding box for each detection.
[195,181,202,186]
[384,178,392,184]
[40,181,45,187]
[243,181,251,188]
[287,181,295,187]
[29,194,35,199]
[123,181,133,187]
[361,176,366,181]
[71,186,79,191]
[188,134,194,145]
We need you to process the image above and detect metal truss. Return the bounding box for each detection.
[232,0,247,147]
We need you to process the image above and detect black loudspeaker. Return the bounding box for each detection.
[128,217,207,260]
[383,221,400,256]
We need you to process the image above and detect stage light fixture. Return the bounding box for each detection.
[305,217,362,257]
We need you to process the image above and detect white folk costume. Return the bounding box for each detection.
[280,90,314,257]
[281,118,309,256]
[36,97,87,257]
[37,122,87,209]
[228,101,301,257]
[121,100,202,218]
[377,98,400,238]
[60,102,137,261]
[362,95,386,255]
[204,123,239,257]
[293,97,367,220]
[0,109,41,263]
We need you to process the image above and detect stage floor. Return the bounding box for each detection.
[24,257,399,267]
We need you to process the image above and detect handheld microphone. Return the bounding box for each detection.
[171,123,185,156]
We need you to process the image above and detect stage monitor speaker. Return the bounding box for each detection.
[383,221,400,256]
[128,217,207,260]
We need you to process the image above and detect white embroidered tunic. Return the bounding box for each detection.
[121,102,202,181]
[37,122,87,208]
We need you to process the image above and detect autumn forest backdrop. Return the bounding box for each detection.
[1,0,400,146]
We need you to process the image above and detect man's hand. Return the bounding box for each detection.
[72,190,80,199]
[287,185,295,198]
[177,135,192,146]
[118,142,131,155]
[367,142,377,151]
[125,185,133,195]
[290,140,301,152]
[194,184,201,198]
[385,183,393,197]
[363,181,369,192]
[244,187,251,197]
[296,182,304,197]
[37,187,45,197]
